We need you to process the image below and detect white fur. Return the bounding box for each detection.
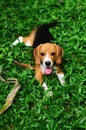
[56,73,65,86]
[11,36,32,47]
[42,82,53,96]
[11,36,23,46]
[25,40,32,46]
[40,64,45,74]
[19,36,23,43]
[42,82,48,90]
[43,53,53,67]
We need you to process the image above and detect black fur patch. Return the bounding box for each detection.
[33,21,57,48]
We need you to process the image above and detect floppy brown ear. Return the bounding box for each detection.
[33,44,42,65]
[54,44,64,64]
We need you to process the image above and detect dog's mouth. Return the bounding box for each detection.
[41,61,53,75]
[45,67,52,75]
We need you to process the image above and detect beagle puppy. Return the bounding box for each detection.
[12,22,65,94]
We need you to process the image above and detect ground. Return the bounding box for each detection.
[0,0,86,129]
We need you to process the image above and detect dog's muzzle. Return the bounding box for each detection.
[43,61,53,75]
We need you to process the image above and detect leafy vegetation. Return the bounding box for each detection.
[0,0,86,129]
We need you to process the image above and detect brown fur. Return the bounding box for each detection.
[13,25,64,85]
[23,29,36,46]
[33,43,63,65]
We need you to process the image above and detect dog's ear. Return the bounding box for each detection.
[54,44,64,64]
[33,44,42,65]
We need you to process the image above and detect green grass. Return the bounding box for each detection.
[0,0,86,129]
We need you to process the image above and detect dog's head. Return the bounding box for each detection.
[34,43,63,74]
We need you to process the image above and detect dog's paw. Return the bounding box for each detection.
[42,82,48,90]
[11,36,23,47]
[42,82,53,97]
[57,73,65,86]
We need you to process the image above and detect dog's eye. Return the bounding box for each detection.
[40,52,45,56]
[51,52,55,56]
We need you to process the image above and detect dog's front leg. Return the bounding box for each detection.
[55,65,65,86]
[35,65,43,85]
[35,65,53,96]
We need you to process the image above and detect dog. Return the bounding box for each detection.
[12,21,65,95]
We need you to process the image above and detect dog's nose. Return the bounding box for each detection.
[45,61,51,67]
